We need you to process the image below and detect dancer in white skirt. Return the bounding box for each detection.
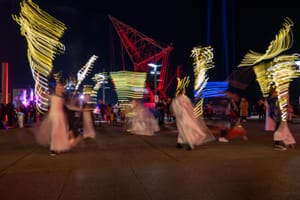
[34,83,79,155]
[81,94,96,139]
[171,88,215,150]
[128,99,160,136]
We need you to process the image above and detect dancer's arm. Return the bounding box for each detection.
[65,104,82,111]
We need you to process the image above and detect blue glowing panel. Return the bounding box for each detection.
[200,81,229,98]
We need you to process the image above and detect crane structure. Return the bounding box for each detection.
[108,15,174,102]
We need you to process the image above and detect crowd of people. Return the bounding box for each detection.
[0,82,297,154]
[0,101,40,129]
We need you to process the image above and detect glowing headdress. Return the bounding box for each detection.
[175,76,190,96]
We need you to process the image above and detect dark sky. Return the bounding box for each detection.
[1,0,300,103]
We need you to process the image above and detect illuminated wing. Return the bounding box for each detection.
[12,0,66,113]
[191,46,214,117]
[253,61,273,98]
[238,17,294,67]
[75,55,98,92]
[191,46,214,99]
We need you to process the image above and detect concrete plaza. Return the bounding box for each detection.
[0,119,300,200]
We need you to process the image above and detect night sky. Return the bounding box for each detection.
[1,0,300,104]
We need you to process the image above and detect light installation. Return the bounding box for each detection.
[191,46,214,117]
[252,62,273,98]
[201,81,229,98]
[238,17,298,145]
[20,88,35,107]
[238,18,297,121]
[75,55,98,92]
[238,17,294,68]
[110,71,147,102]
[108,15,174,100]
[12,0,66,113]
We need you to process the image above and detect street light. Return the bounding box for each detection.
[148,63,162,103]
[100,69,110,105]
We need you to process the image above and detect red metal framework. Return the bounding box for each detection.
[108,15,174,101]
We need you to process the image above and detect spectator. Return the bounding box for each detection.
[239,97,249,122]
[258,99,266,121]
[155,97,165,125]
[165,97,173,122]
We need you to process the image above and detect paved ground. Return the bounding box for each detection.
[0,119,300,200]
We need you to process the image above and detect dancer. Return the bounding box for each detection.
[165,97,173,123]
[171,88,215,150]
[34,82,78,155]
[226,118,248,141]
[81,94,97,139]
[239,97,249,122]
[65,94,83,137]
[269,90,294,150]
[155,98,165,126]
[127,99,160,136]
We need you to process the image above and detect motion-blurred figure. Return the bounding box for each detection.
[34,82,79,156]
[171,88,215,150]
[127,99,160,136]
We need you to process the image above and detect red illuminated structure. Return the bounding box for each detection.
[108,15,174,101]
[1,62,9,105]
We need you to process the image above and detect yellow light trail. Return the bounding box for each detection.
[110,71,147,102]
[75,55,98,92]
[175,76,190,97]
[268,54,300,121]
[253,62,273,98]
[238,17,296,122]
[238,17,293,67]
[190,46,214,117]
[12,0,66,113]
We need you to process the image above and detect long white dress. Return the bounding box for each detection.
[171,94,215,149]
[129,100,160,136]
[264,101,276,131]
[82,106,96,139]
[34,94,74,153]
